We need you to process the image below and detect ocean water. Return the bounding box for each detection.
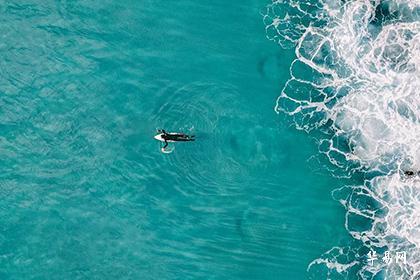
[0,0,418,280]
[264,0,420,279]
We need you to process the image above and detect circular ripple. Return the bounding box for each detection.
[151,82,257,196]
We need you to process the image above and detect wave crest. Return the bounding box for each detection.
[265,0,420,278]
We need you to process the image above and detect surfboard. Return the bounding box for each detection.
[154,133,177,142]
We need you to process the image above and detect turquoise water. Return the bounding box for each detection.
[0,1,354,279]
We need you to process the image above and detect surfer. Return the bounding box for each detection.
[156,129,195,150]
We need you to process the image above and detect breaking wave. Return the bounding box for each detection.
[264,0,420,279]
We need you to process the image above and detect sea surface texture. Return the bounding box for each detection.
[264,0,420,279]
[0,0,418,280]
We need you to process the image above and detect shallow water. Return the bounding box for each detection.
[0,1,354,279]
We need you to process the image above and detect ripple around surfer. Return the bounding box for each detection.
[264,0,420,279]
[151,82,265,196]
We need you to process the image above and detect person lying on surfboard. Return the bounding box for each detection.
[155,129,195,151]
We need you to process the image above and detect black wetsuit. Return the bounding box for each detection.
[159,130,195,149]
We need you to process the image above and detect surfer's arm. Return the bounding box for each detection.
[163,140,168,149]
[157,129,167,134]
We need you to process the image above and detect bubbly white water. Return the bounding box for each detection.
[264,0,420,278]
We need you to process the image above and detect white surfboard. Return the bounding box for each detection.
[154,133,176,153]
[153,133,177,142]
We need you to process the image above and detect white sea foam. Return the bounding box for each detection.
[264,0,420,278]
